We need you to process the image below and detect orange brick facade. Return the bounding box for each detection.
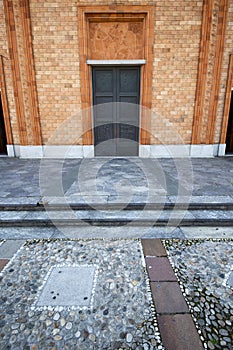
[0,0,232,157]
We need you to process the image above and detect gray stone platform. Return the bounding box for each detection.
[0,157,232,203]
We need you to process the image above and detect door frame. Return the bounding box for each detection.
[0,56,13,151]
[78,5,155,147]
[220,54,233,151]
[0,92,7,153]
[225,89,233,153]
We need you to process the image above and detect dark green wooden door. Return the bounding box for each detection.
[0,94,7,154]
[226,91,233,153]
[92,67,140,156]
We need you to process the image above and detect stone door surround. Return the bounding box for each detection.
[78,5,155,146]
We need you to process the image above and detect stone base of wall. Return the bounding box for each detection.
[139,144,226,158]
[6,145,94,158]
[6,144,226,158]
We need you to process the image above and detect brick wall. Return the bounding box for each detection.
[30,0,203,145]
[151,0,202,145]
[1,0,232,148]
[0,2,8,57]
[30,0,82,144]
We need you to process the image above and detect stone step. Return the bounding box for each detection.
[0,209,233,227]
[1,202,233,211]
[0,195,233,210]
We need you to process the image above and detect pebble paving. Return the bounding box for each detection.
[0,239,164,350]
[164,239,233,350]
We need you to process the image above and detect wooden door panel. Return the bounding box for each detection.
[118,97,139,123]
[95,70,114,93]
[0,96,7,154]
[117,139,139,156]
[94,98,115,122]
[118,123,139,140]
[226,91,233,153]
[92,66,140,156]
[119,68,139,93]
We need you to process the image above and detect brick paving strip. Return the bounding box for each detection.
[141,239,204,350]
[0,258,9,272]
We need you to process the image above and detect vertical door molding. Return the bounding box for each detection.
[19,0,42,145]
[3,0,28,145]
[220,54,233,144]
[140,6,154,145]
[77,5,92,145]
[191,0,214,144]
[0,55,13,144]
[206,0,229,144]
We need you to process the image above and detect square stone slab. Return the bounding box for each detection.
[141,239,167,257]
[150,282,189,314]
[158,314,204,350]
[146,257,177,281]
[0,259,9,272]
[0,240,25,259]
[35,265,97,307]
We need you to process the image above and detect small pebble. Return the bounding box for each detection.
[60,318,66,327]
[65,322,72,330]
[52,329,60,336]
[126,333,133,343]
[89,334,96,342]
[75,331,81,338]
[219,329,228,336]
[207,341,215,349]
[54,335,62,341]
[53,313,60,321]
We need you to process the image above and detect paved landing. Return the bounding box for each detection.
[0,157,232,204]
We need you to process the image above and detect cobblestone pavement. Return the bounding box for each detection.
[164,239,233,350]
[0,239,164,350]
[0,238,232,349]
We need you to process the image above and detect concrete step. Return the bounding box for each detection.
[1,195,233,210]
[1,209,233,226]
[1,202,233,211]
